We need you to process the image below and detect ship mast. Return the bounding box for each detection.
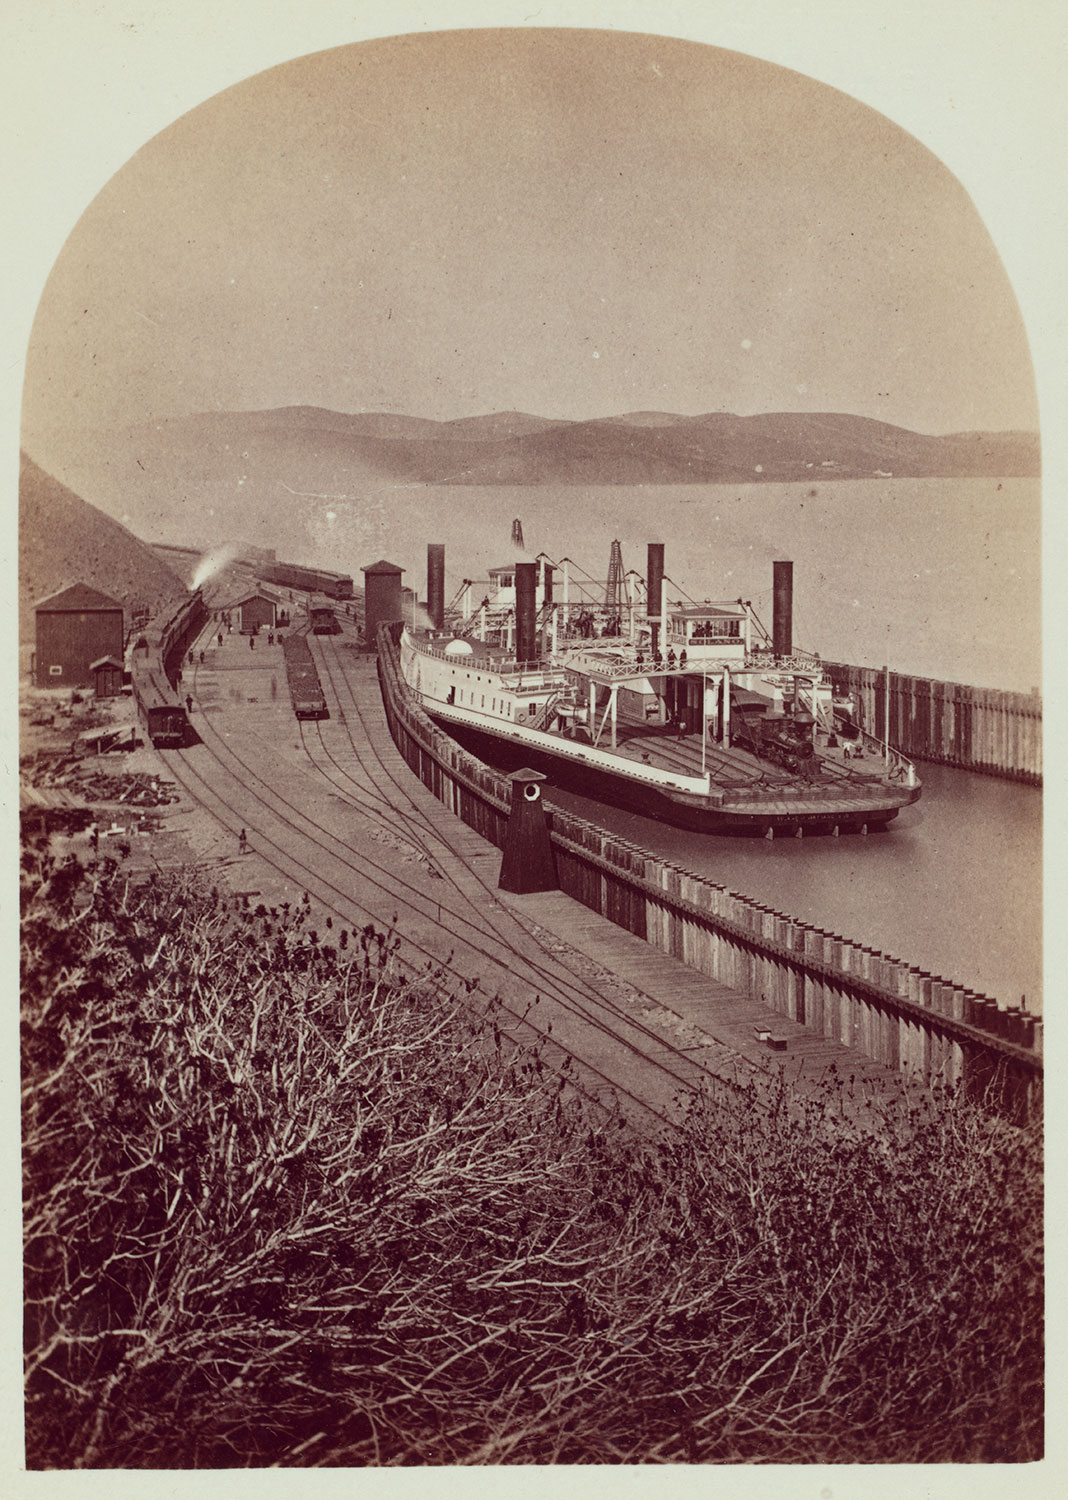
[605,539,625,612]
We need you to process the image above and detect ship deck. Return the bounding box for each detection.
[544,707,907,811]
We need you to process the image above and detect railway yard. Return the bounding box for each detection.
[24,606,922,1133]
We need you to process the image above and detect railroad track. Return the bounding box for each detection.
[161,622,755,1132]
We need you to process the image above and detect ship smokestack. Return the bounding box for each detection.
[515,561,538,665]
[647,543,665,655]
[542,561,554,605]
[427,543,445,631]
[773,560,793,658]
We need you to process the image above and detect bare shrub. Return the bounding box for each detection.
[22,838,1041,1466]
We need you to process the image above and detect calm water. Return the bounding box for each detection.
[342,476,1041,692]
[545,763,1042,1012]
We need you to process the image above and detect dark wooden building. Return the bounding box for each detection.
[34,584,124,688]
[361,559,405,644]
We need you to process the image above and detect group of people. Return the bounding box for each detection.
[635,647,687,671]
[564,610,624,640]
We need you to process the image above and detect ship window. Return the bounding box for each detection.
[691,618,741,640]
[528,702,536,715]
[481,695,485,707]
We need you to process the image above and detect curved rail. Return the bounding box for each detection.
[169,622,766,1132]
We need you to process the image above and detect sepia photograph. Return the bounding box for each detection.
[8,0,1058,1485]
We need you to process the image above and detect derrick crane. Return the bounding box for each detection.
[605,538,626,611]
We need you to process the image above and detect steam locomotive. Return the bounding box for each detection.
[729,690,819,776]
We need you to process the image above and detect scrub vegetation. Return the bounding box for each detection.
[22,838,1042,1467]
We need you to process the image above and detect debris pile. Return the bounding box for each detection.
[24,757,179,809]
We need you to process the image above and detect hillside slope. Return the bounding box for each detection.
[19,453,189,643]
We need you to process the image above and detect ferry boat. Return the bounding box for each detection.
[397,555,920,837]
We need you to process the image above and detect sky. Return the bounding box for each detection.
[20,26,1040,440]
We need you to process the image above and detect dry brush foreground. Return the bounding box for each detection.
[21,836,1042,1466]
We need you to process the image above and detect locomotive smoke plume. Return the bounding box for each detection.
[191,544,241,590]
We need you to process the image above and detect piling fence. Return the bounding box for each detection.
[825,662,1041,784]
[378,625,1041,1115]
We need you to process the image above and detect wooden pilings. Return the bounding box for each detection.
[826,661,1041,784]
[377,625,1041,1116]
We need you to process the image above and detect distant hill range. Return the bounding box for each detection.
[19,453,189,645]
[20,407,1039,569]
[115,406,1039,485]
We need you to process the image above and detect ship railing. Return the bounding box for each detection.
[848,729,920,787]
[555,646,701,681]
[409,633,567,688]
[552,646,828,681]
[496,668,571,693]
[742,650,824,674]
[554,650,639,680]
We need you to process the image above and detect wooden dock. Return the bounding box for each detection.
[494,884,915,1104]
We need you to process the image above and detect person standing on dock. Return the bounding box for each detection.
[238,828,249,855]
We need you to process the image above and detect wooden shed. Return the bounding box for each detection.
[34,584,124,688]
[235,593,278,634]
[90,655,124,698]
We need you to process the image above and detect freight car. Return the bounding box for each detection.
[310,606,341,635]
[258,561,354,600]
[282,633,328,719]
[130,588,208,748]
[132,663,189,747]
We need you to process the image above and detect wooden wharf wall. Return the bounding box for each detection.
[825,662,1041,785]
[378,627,1041,1115]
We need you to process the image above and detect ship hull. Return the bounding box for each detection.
[424,707,910,837]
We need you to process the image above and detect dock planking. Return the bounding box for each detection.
[495,883,909,1102]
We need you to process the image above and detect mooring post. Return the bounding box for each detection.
[497,768,558,894]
